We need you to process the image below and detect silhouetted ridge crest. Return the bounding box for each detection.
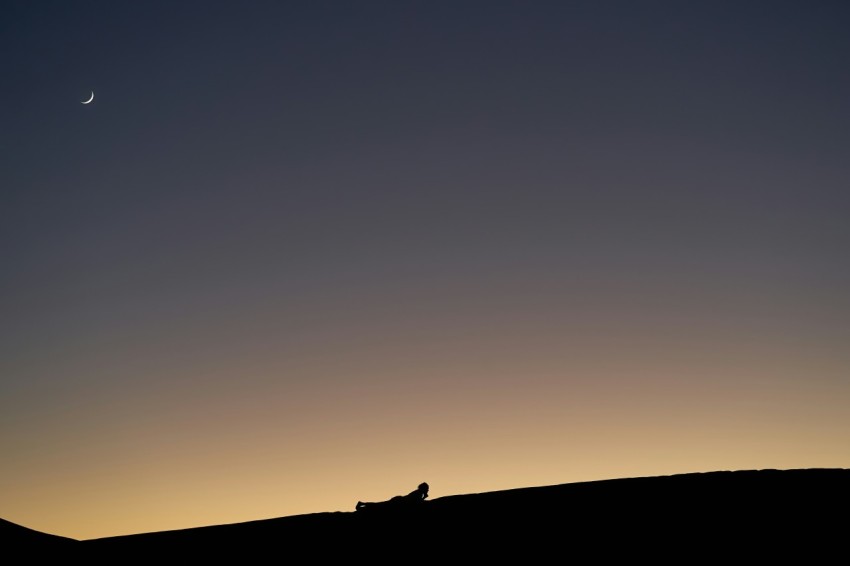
[9,469,848,561]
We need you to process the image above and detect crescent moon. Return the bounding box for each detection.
[81,91,94,104]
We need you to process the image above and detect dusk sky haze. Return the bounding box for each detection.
[2,1,849,540]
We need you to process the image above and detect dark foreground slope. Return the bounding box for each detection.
[13,469,850,561]
[1,517,78,555]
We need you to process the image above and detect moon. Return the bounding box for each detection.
[81,91,94,104]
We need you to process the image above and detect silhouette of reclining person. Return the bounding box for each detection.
[355,482,429,512]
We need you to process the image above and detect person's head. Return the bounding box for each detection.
[418,482,429,493]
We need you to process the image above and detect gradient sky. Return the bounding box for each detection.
[2,1,849,540]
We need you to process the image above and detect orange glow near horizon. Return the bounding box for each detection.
[5,312,849,539]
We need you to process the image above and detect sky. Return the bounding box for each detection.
[2,0,849,540]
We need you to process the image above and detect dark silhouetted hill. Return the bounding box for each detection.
[8,469,848,561]
[1,517,78,557]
